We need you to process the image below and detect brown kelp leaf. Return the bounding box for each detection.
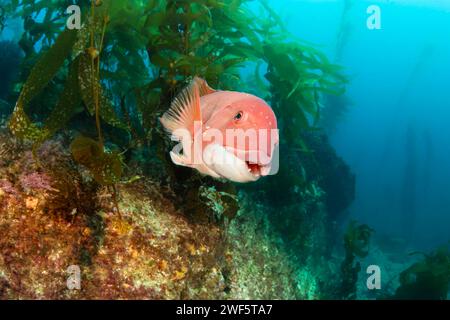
[72,23,93,58]
[70,135,123,186]
[9,29,78,143]
[8,107,49,144]
[92,151,123,186]
[44,56,83,135]
[19,28,77,105]
[78,52,128,130]
[70,135,104,168]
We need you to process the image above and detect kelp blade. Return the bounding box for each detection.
[78,52,128,131]
[8,29,78,143]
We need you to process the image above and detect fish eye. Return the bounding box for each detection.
[234,111,243,121]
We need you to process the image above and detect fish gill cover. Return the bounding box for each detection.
[0,0,448,300]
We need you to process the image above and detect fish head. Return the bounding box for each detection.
[203,94,279,181]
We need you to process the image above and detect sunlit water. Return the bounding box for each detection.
[268,0,450,249]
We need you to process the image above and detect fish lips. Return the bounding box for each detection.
[202,144,276,183]
[224,146,275,176]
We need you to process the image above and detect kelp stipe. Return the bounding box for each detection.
[7,1,129,221]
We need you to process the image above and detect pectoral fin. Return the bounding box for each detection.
[160,78,202,138]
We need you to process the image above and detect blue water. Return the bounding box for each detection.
[268,0,450,249]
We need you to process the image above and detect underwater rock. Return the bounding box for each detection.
[0,127,314,299]
[299,131,355,223]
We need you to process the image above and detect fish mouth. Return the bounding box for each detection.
[224,147,273,177]
[245,161,272,177]
[203,144,273,182]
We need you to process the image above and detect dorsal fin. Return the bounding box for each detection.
[193,76,216,97]
[160,78,202,137]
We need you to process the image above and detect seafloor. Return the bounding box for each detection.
[0,121,327,299]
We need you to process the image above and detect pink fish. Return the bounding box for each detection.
[160,77,279,183]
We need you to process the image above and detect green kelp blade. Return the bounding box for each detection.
[8,29,78,142]
[16,28,77,106]
[8,106,49,144]
[78,52,128,130]
[44,56,83,135]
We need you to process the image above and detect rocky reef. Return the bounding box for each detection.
[0,122,331,299]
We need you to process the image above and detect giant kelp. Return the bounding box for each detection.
[7,2,128,189]
[8,29,79,145]
[5,0,349,225]
[7,0,347,149]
